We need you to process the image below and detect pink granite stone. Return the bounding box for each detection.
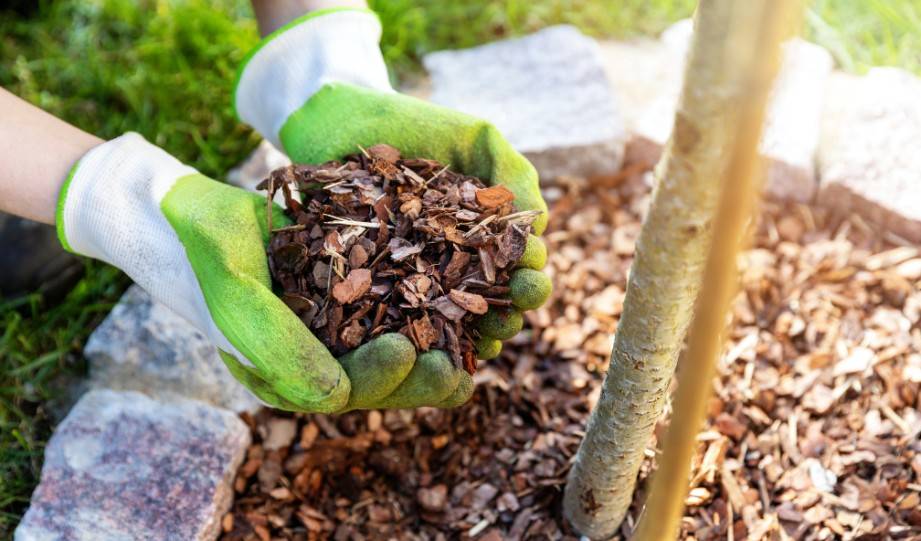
[818,69,921,242]
[16,390,249,541]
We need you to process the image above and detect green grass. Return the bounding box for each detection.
[371,0,696,75]
[0,0,919,537]
[0,1,260,536]
[807,0,921,75]
[0,262,125,529]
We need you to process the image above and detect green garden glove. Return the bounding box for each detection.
[235,8,552,364]
[56,134,471,413]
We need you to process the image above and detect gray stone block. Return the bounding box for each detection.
[818,68,921,242]
[15,390,250,541]
[602,19,833,202]
[597,37,679,136]
[761,40,834,202]
[85,285,262,413]
[423,25,627,180]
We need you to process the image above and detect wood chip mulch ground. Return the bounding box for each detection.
[221,163,921,541]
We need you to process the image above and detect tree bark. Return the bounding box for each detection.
[562,1,798,538]
[632,2,798,539]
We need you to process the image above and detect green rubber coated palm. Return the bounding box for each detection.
[278,82,553,356]
[161,174,472,412]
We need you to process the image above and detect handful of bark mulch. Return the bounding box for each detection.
[258,144,539,373]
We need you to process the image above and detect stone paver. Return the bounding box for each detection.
[16,390,250,541]
[85,285,262,413]
[423,25,627,181]
[818,68,921,242]
[597,37,679,137]
[602,19,833,202]
[760,39,834,202]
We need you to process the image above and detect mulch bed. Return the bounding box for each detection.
[221,163,921,541]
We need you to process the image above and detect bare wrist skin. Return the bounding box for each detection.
[251,0,368,36]
[0,88,103,225]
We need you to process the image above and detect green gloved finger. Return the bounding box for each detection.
[436,371,475,408]
[375,350,461,409]
[161,175,350,413]
[509,268,553,311]
[519,235,548,270]
[476,307,524,340]
[219,350,305,411]
[475,337,502,360]
[338,333,416,411]
[278,82,548,235]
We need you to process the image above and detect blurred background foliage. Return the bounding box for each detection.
[1,0,918,535]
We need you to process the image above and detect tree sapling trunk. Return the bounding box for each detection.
[632,1,800,539]
[562,1,798,537]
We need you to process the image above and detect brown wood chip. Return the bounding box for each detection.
[449,289,489,315]
[411,313,437,351]
[331,269,372,304]
[475,185,516,209]
[431,295,467,322]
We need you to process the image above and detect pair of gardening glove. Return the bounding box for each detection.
[57,8,550,413]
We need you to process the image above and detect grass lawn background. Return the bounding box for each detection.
[1,0,918,535]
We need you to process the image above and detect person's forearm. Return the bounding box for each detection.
[251,0,367,36]
[0,88,102,224]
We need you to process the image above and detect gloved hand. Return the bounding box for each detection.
[234,7,552,363]
[56,133,471,412]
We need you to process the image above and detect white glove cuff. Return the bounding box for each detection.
[59,133,194,265]
[58,132,200,305]
[59,133,252,367]
[234,9,393,149]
